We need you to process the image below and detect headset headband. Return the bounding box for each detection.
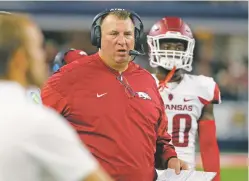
[91,8,144,32]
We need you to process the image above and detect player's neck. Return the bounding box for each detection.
[156,73,183,83]
[156,67,183,83]
[99,52,128,73]
[170,74,183,83]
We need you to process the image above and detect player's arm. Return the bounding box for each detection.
[198,104,220,181]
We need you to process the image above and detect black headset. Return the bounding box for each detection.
[90,8,144,53]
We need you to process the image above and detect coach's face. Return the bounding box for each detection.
[100,14,135,66]
[24,22,48,88]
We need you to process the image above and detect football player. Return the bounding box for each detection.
[147,17,221,181]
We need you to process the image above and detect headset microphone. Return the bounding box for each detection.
[129,50,145,56]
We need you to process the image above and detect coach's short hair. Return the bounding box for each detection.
[100,9,132,26]
[0,12,31,76]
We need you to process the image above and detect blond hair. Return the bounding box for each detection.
[0,13,32,75]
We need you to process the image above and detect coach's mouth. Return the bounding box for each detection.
[117,49,128,56]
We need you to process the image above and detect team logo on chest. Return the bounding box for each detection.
[136,92,152,100]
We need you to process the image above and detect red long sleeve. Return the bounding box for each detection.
[199,120,220,181]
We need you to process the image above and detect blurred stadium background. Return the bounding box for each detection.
[1,1,247,180]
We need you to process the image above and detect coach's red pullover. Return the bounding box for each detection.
[41,53,177,181]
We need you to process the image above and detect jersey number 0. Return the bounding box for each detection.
[172,114,192,147]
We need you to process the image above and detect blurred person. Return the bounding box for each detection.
[147,17,221,181]
[27,48,88,104]
[0,13,113,181]
[25,39,59,104]
[44,40,59,70]
[41,9,188,181]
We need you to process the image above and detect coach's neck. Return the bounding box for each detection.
[99,51,129,73]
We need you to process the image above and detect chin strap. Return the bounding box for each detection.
[158,66,176,91]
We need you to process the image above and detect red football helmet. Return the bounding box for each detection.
[64,49,87,64]
[147,17,195,72]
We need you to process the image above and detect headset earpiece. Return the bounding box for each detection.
[134,27,141,51]
[91,25,101,47]
[134,27,140,43]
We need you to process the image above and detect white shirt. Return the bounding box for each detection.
[0,81,98,181]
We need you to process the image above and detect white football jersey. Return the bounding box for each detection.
[0,81,98,181]
[153,74,221,169]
